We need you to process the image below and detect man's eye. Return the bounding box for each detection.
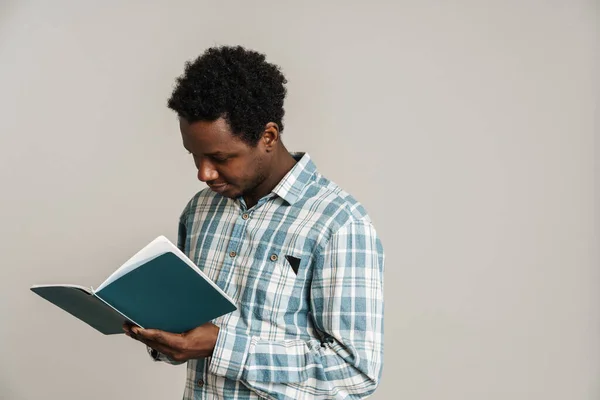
[212,156,229,162]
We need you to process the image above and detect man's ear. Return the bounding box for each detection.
[262,122,280,152]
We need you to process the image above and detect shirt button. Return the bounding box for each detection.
[270,254,278,262]
[229,251,236,257]
[197,379,204,388]
[242,213,249,220]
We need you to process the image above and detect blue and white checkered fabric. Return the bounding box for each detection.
[152,152,384,399]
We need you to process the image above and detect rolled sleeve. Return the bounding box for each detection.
[208,327,251,381]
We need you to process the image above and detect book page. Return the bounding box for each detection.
[95,235,235,307]
[95,236,172,292]
[167,240,235,306]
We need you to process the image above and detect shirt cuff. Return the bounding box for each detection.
[147,345,161,361]
[208,328,251,381]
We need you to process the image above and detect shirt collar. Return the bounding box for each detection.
[270,152,316,205]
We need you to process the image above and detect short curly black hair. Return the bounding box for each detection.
[167,45,288,146]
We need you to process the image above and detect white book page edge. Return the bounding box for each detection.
[95,235,236,307]
[162,236,237,308]
[96,236,171,292]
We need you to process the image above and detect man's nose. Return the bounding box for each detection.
[197,159,218,182]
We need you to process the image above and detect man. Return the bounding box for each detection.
[123,45,384,399]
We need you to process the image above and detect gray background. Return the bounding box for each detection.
[0,1,597,399]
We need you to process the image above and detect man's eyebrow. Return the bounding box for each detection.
[205,151,232,156]
[184,149,235,157]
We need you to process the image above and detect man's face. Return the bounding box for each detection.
[180,117,269,199]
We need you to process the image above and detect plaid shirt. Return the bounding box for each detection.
[151,152,384,399]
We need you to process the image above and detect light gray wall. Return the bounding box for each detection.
[0,1,597,399]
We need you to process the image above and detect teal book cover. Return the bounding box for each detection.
[30,236,237,335]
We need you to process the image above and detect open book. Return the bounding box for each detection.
[30,235,237,335]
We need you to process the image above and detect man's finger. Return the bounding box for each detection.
[131,327,162,341]
[131,327,183,348]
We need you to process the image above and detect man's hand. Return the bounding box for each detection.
[123,322,220,362]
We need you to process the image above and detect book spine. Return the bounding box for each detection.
[92,288,145,329]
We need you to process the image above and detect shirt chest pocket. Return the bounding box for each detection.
[242,247,304,324]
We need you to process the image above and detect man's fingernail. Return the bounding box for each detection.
[132,328,139,334]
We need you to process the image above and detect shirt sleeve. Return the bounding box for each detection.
[146,345,187,365]
[208,220,385,399]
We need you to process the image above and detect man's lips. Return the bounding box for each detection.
[208,183,228,193]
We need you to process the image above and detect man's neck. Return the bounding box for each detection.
[243,149,297,209]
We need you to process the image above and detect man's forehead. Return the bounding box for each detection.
[179,117,247,152]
